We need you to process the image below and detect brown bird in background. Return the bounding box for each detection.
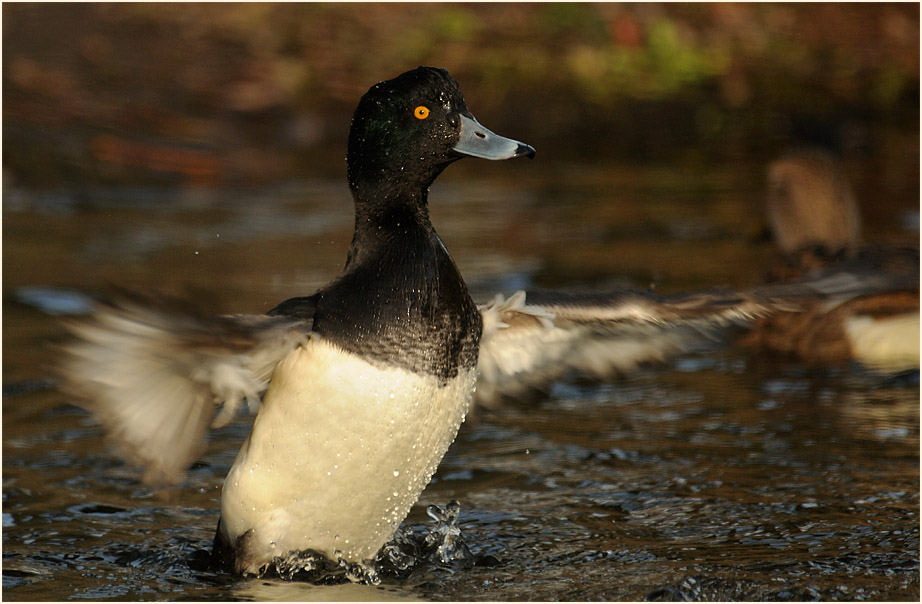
[741,149,919,371]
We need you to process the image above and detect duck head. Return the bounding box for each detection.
[346,66,535,205]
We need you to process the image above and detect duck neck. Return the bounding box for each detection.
[319,178,482,381]
[346,182,439,269]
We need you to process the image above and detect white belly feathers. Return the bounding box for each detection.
[219,336,476,574]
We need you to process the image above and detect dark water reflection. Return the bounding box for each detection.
[3,162,919,600]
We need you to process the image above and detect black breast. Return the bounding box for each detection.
[272,223,482,381]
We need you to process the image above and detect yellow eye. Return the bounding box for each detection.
[413,106,430,120]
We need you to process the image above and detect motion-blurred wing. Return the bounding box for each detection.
[59,298,312,485]
[475,289,784,408]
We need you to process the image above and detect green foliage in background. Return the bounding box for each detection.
[3,2,918,185]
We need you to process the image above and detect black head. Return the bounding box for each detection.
[347,66,534,205]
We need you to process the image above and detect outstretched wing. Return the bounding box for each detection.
[59,297,312,485]
[475,288,788,408]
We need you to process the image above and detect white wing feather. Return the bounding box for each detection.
[475,289,785,408]
[60,299,310,485]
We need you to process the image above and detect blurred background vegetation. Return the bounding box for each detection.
[3,2,919,192]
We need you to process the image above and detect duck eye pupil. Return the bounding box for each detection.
[414,106,430,120]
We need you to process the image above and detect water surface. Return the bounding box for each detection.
[3,162,918,600]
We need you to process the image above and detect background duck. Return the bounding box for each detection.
[740,149,919,371]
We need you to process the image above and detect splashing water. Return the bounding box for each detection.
[251,500,476,585]
[376,501,478,581]
[424,501,475,568]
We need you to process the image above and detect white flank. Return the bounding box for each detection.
[220,337,476,574]
[845,312,920,372]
